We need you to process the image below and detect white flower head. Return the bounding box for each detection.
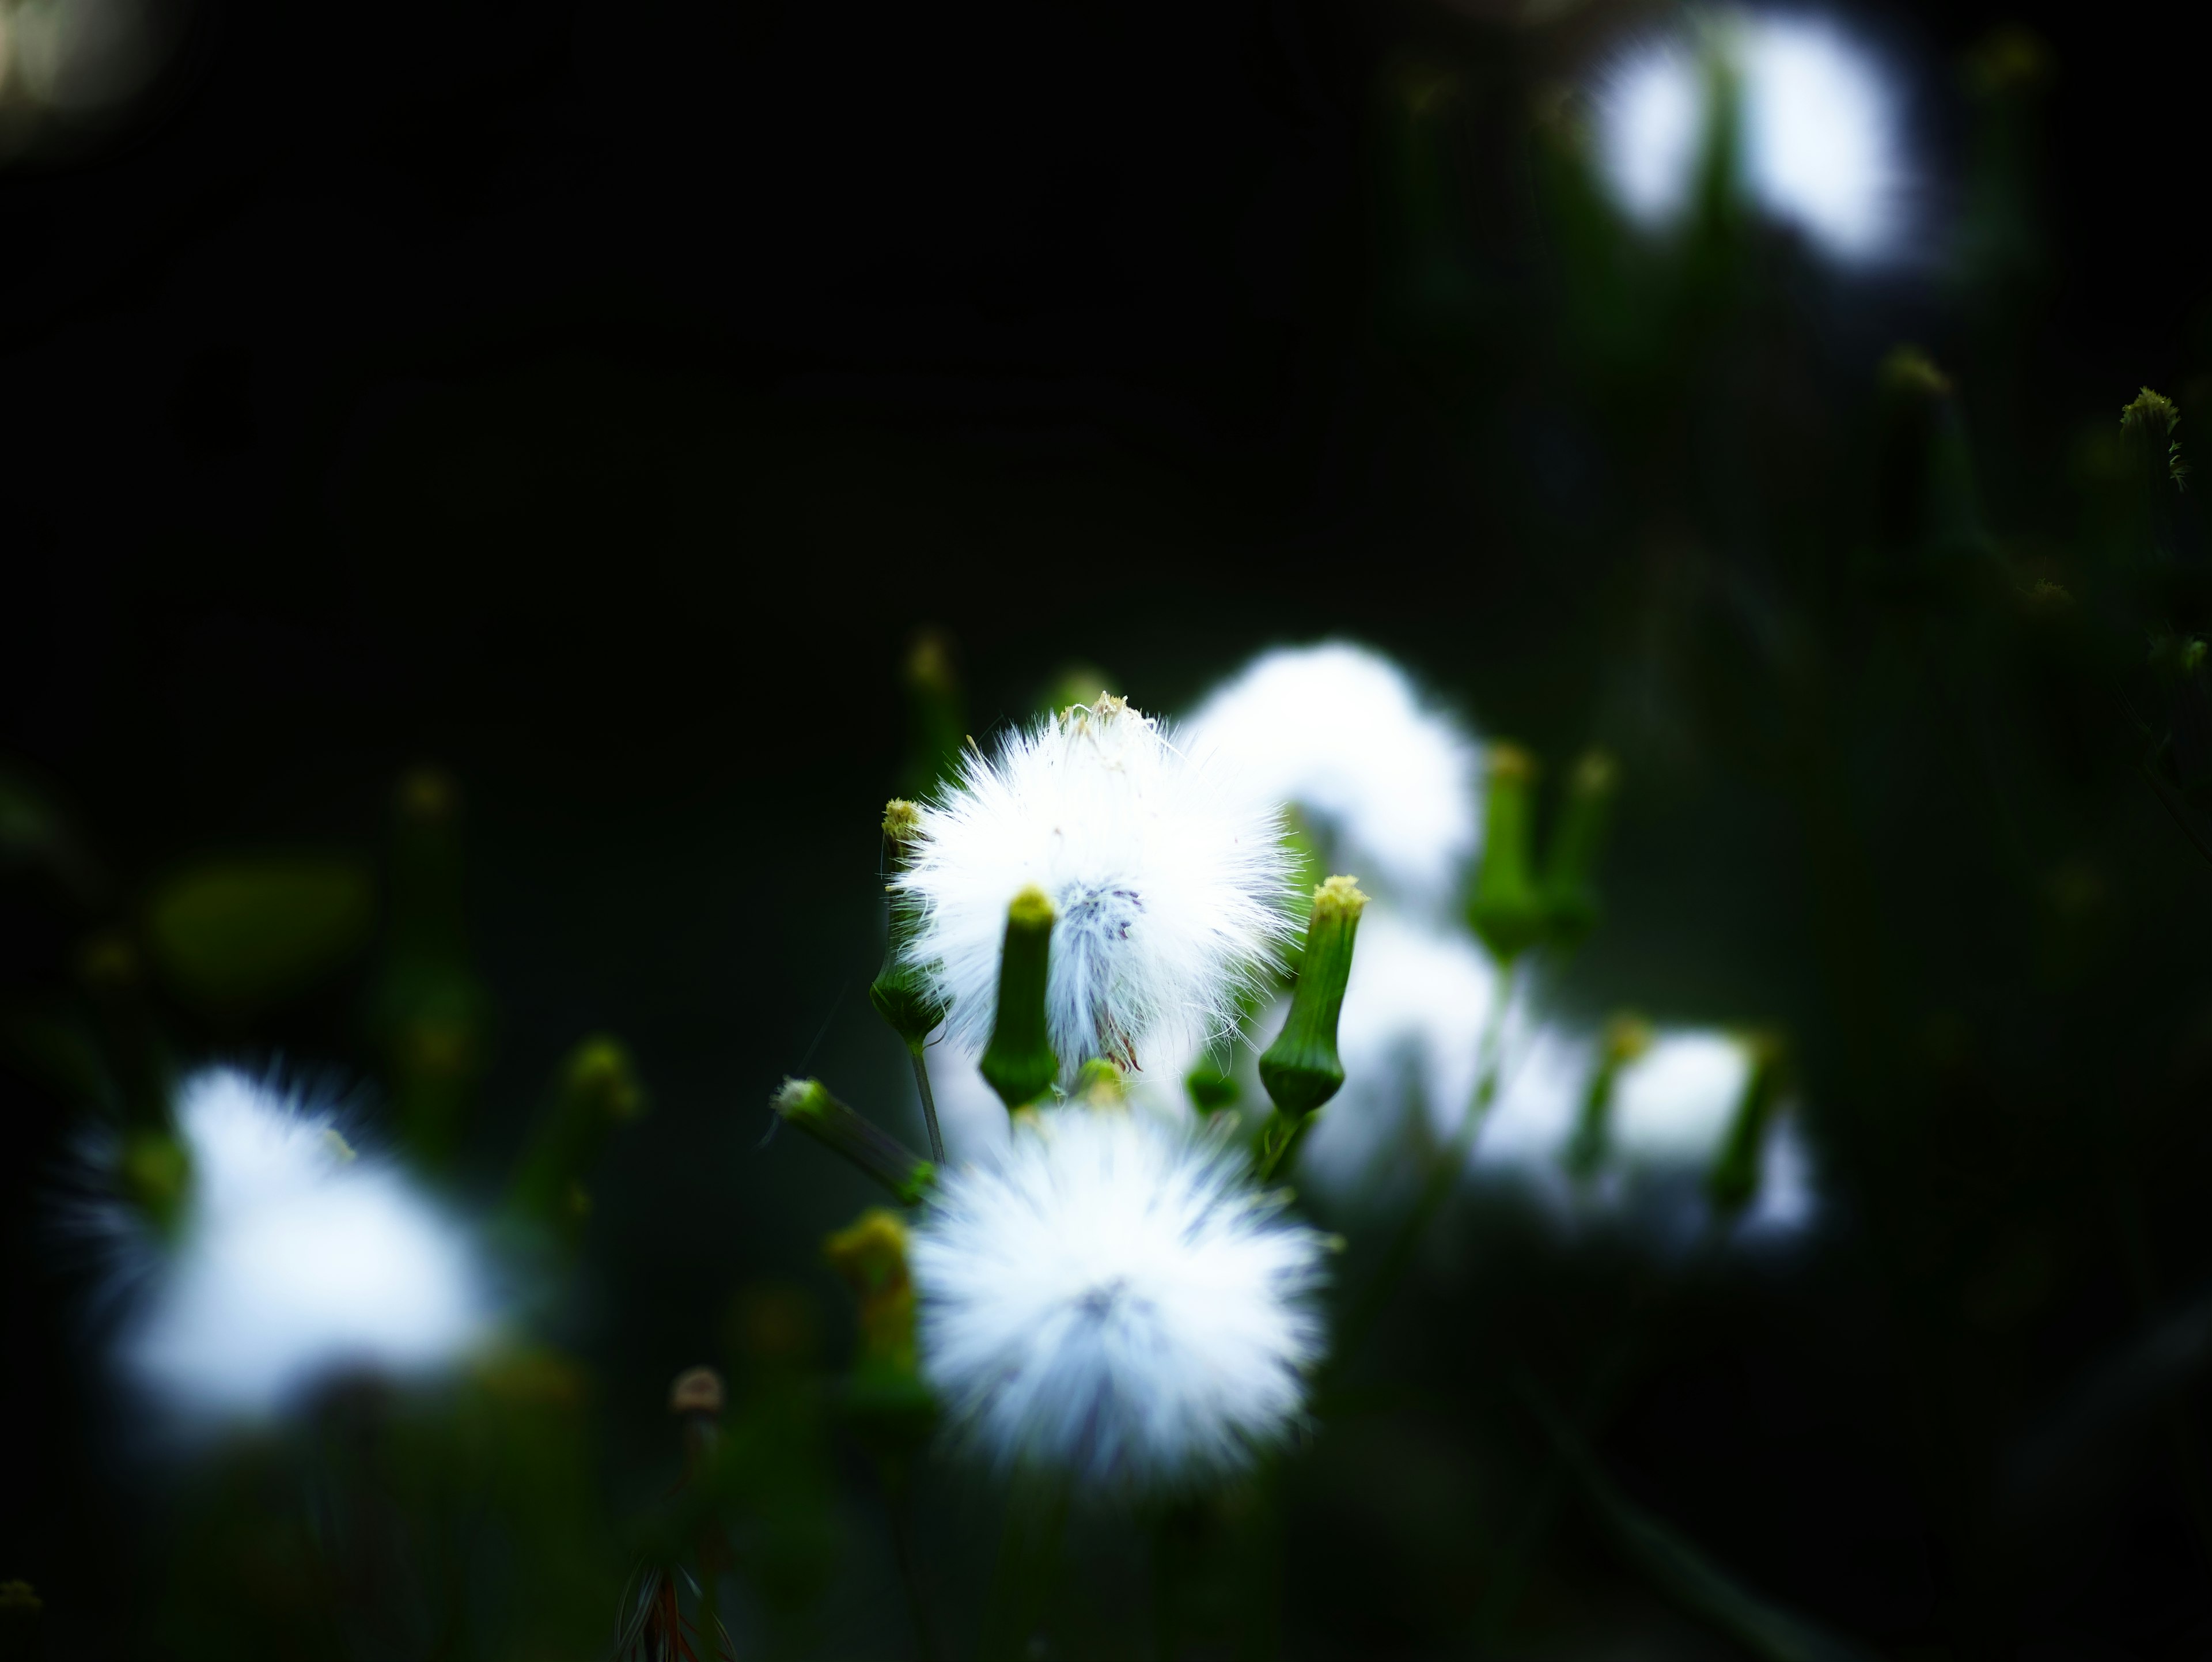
[896,695,1295,1078]
[1594,10,1915,267]
[910,1108,1327,1487]
[1184,643,1480,912]
[117,1068,490,1421]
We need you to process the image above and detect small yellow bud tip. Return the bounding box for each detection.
[1571,749,1618,796]
[1312,874,1369,919]
[668,1365,725,1417]
[1487,743,1536,782]
[882,798,923,843]
[572,1042,645,1119]
[321,1127,357,1164]
[397,767,458,824]
[906,630,955,694]
[1603,1014,1654,1066]
[1008,885,1056,929]
[825,1208,912,1291]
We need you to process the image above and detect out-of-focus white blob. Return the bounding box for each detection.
[1597,32,1704,229]
[1609,1029,1751,1168]
[1288,910,1823,1243]
[1183,643,1481,913]
[121,1069,488,1421]
[1296,910,1592,1199]
[1593,12,1912,265]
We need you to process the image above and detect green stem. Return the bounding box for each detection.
[885,1476,940,1662]
[1335,960,1520,1368]
[979,1471,1070,1662]
[909,1044,946,1167]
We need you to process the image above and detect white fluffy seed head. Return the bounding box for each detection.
[118,1068,489,1420]
[1184,643,1480,913]
[909,1108,1327,1488]
[895,696,1296,1078]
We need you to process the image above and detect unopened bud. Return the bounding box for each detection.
[1706,1033,1786,1216]
[1543,749,1618,951]
[506,1036,646,1234]
[1468,747,1548,964]
[979,887,1058,1112]
[1564,1013,1652,1180]
[1260,876,1366,1122]
[773,1078,935,1205]
[1071,1057,1127,1108]
[825,1209,918,1374]
[870,801,950,1051]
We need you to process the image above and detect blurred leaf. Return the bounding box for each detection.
[1521,1374,1877,1662]
[145,856,375,1015]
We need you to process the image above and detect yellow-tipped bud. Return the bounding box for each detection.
[1468,745,1548,964]
[980,888,1059,1112]
[773,1078,935,1205]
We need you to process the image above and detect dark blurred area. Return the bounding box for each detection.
[9,0,2212,1655]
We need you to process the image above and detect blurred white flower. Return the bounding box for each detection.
[1291,908,1578,1192]
[896,695,1294,1079]
[1289,911,1819,1239]
[1594,11,1913,266]
[909,1108,1326,1486]
[120,1069,489,1419]
[1184,643,1480,912]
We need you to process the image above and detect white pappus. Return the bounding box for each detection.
[908,1108,1327,1487]
[895,695,1296,1078]
[1183,642,1481,914]
[115,1067,490,1422]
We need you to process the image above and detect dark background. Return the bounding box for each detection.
[8,0,2212,1654]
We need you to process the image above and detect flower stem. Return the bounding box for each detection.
[908,1044,946,1166]
[1335,959,1520,1367]
[979,1470,1070,1662]
[884,1475,940,1662]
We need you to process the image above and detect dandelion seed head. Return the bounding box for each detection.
[910,1109,1326,1486]
[118,1068,488,1420]
[897,696,1296,1077]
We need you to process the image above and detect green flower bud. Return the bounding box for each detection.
[773,1078,935,1205]
[1563,1014,1652,1181]
[1184,1061,1240,1114]
[979,887,1058,1112]
[1542,749,1619,951]
[902,627,968,796]
[1259,876,1368,1127]
[1874,347,1986,567]
[824,1209,937,1461]
[1467,746,1548,964]
[869,801,950,1051]
[507,1036,647,1236]
[1706,1033,1786,1216]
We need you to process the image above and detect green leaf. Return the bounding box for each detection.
[145,857,376,1015]
[1520,1374,1877,1662]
